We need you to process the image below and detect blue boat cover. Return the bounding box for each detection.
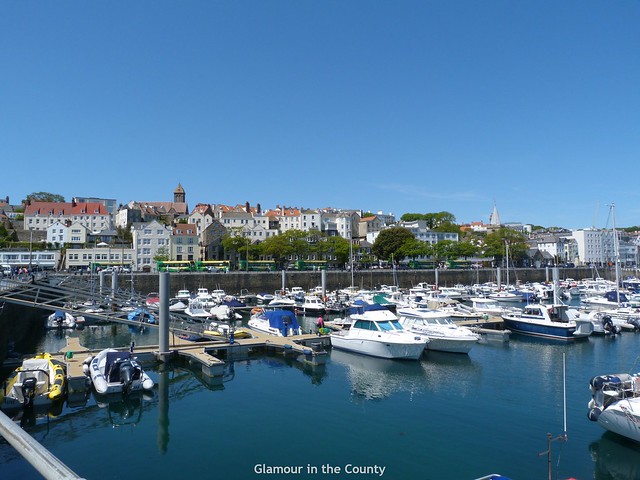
[53,310,66,318]
[127,308,156,324]
[222,298,245,308]
[604,290,629,303]
[262,309,300,331]
[347,301,388,316]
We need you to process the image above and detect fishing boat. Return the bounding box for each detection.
[500,303,593,340]
[330,303,428,360]
[1,353,66,410]
[83,348,154,395]
[396,307,480,354]
[588,372,640,442]
[248,309,302,337]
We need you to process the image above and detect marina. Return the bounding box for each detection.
[2,274,640,479]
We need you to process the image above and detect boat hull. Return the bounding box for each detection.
[86,349,154,395]
[426,337,478,354]
[501,317,580,340]
[597,403,640,442]
[330,335,425,360]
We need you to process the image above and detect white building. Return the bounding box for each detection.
[0,250,60,270]
[399,220,459,244]
[571,228,618,266]
[131,220,172,272]
[24,200,111,232]
[46,221,89,246]
[65,245,134,271]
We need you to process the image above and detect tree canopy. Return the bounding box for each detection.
[372,227,415,263]
[399,211,457,229]
[481,228,529,264]
[26,192,65,203]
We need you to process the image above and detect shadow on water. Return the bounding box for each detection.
[589,432,640,480]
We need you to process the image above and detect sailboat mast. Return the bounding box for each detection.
[611,204,621,304]
[505,240,510,288]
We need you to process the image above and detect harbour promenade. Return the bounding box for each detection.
[110,266,602,297]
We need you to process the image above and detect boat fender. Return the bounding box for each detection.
[49,375,64,400]
[588,407,602,421]
[303,349,312,355]
[284,344,293,350]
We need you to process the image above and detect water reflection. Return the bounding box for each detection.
[95,391,152,428]
[330,349,428,400]
[419,351,482,396]
[256,352,327,385]
[589,433,640,479]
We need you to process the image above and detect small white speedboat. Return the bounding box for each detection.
[46,310,77,329]
[83,349,154,395]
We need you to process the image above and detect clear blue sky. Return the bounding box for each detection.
[2,1,639,229]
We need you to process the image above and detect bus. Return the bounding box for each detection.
[238,260,276,271]
[294,260,327,271]
[407,260,437,270]
[195,260,231,272]
[156,260,197,272]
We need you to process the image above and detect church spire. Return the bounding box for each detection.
[489,202,501,226]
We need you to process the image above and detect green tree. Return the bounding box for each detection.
[453,240,478,258]
[258,234,294,268]
[372,227,414,263]
[283,230,310,259]
[431,240,451,263]
[26,192,65,202]
[314,235,352,266]
[222,234,251,260]
[481,228,529,264]
[153,246,169,263]
[400,211,457,229]
[399,237,433,261]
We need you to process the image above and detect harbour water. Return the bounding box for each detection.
[2,303,640,480]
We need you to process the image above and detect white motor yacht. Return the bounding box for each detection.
[396,307,480,354]
[330,304,428,360]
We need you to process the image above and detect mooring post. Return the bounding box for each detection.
[99,269,106,296]
[159,271,170,362]
[111,270,118,311]
[321,269,326,299]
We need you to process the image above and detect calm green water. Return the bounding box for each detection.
[3,312,640,480]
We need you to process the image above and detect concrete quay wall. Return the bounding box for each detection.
[121,267,608,296]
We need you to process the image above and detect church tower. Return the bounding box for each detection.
[173,183,185,204]
[489,203,501,226]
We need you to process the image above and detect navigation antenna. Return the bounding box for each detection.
[538,353,568,480]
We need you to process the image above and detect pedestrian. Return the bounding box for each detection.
[316,316,324,335]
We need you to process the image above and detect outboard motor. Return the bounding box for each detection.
[628,317,640,331]
[21,377,38,408]
[601,315,621,335]
[119,361,135,395]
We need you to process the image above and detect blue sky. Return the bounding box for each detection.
[2,1,639,229]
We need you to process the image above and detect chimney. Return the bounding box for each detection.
[245,201,250,213]
[257,203,261,214]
